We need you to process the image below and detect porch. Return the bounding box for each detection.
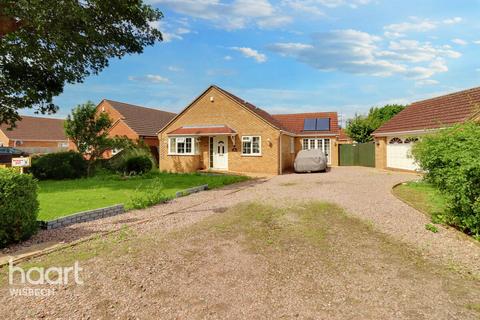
[166,125,238,172]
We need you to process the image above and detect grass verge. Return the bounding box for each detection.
[37,171,248,221]
[392,181,447,219]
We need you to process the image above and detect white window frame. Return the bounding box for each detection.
[168,136,196,155]
[301,138,331,164]
[241,136,262,156]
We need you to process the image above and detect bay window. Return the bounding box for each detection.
[168,137,198,155]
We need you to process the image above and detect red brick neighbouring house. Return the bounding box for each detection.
[373,86,480,171]
[0,116,74,154]
[96,99,176,161]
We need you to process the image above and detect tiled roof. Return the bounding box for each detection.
[0,116,67,141]
[272,112,340,135]
[105,100,176,137]
[374,86,480,135]
[167,125,236,135]
[338,128,352,141]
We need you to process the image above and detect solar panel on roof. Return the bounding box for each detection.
[316,118,330,131]
[303,118,317,131]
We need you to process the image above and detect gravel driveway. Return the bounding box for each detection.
[1,167,479,319]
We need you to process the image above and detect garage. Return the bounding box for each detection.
[386,137,418,171]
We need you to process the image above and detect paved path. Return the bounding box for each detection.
[4,167,479,275]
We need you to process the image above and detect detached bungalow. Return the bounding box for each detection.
[373,86,480,171]
[0,116,73,154]
[96,99,176,161]
[158,85,341,175]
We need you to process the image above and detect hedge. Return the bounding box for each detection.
[412,122,480,237]
[0,169,39,248]
[31,151,87,180]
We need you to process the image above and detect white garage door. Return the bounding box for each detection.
[386,139,418,171]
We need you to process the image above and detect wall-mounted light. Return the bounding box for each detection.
[210,96,215,103]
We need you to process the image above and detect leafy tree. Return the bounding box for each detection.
[64,101,127,176]
[345,115,374,143]
[0,0,163,127]
[345,104,406,142]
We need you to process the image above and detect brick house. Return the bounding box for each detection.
[96,99,176,161]
[373,86,480,171]
[0,116,74,154]
[158,86,341,175]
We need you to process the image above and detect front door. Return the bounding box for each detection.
[212,136,228,170]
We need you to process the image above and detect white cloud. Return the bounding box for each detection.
[415,79,439,87]
[269,29,461,80]
[452,38,468,45]
[224,55,233,61]
[168,66,183,72]
[149,0,292,30]
[443,17,463,24]
[384,17,437,38]
[384,16,464,38]
[128,74,170,83]
[149,20,191,42]
[231,47,267,63]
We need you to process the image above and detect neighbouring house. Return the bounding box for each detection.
[373,86,480,171]
[157,85,341,175]
[337,128,353,144]
[96,99,176,162]
[0,116,74,154]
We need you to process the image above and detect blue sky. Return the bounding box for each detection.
[50,0,480,125]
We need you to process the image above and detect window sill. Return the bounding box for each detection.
[241,154,262,157]
[168,153,199,156]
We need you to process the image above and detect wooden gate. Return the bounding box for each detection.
[339,142,375,167]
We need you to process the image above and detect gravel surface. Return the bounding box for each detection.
[1,167,479,319]
[5,167,478,275]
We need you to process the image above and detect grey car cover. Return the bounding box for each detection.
[294,149,327,173]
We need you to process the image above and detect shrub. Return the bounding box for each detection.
[412,122,480,237]
[125,155,153,175]
[0,169,39,247]
[106,144,156,174]
[31,151,87,180]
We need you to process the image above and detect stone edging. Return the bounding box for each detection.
[39,205,125,230]
[175,184,208,198]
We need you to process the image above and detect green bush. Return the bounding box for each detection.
[31,151,87,180]
[106,144,156,174]
[412,122,480,237]
[0,169,39,247]
[125,155,153,175]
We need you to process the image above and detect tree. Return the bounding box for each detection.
[345,104,406,142]
[64,101,126,176]
[0,1,163,127]
[345,115,374,143]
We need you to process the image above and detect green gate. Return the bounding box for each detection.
[339,143,375,167]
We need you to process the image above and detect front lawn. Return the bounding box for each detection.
[37,171,248,221]
[393,181,447,219]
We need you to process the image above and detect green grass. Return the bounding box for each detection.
[37,171,248,221]
[393,181,447,219]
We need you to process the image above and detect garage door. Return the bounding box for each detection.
[386,139,418,171]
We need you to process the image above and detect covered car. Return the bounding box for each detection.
[294,149,327,173]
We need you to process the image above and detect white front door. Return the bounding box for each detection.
[212,136,228,170]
